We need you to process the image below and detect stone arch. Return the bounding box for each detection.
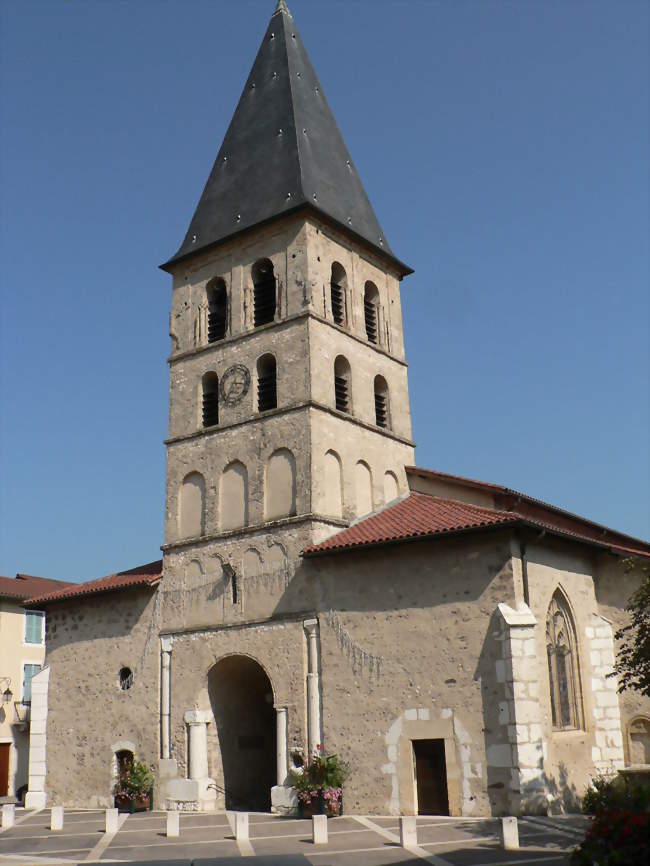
[242,548,263,579]
[355,460,373,517]
[364,281,380,343]
[201,371,219,428]
[383,470,399,504]
[110,739,137,791]
[330,261,347,326]
[179,472,206,538]
[207,277,228,342]
[374,374,390,429]
[265,448,296,521]
[220,461,248,531]
[267,543,288,581]
[627,717,650,765]
[546,587,583,730]
[256,353,277,412]
[334,355,352,413]
[323,450,343,518]
[208,655,277,810]
[252,258,276,327]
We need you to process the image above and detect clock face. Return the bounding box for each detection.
[220,364,251,406]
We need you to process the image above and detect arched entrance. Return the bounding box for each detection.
[208,655,276,811]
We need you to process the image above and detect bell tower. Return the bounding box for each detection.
[160,0,415,622]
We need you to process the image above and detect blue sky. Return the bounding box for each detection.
[1,0,648,582]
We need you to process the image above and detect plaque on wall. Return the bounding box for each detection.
[220,364,251,406]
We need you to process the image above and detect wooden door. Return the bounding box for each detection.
[413,739,449,815]
[0,743,10,797]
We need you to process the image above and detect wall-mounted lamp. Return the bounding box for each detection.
[0,677,13,704]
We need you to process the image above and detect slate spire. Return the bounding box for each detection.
[164,3,410,274]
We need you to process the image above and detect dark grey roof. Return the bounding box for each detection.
[163,1,411,275]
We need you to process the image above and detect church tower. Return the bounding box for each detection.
[160,0,415,623]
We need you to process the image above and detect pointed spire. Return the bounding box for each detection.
[163,4,410,275]
[273,0,292,17]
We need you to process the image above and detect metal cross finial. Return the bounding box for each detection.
[273,0,292,17]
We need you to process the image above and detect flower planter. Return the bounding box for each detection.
[114,789,153,813]
[298,787,342,818]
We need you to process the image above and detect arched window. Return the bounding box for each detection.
[257,354,277,412]
[628,717,650,765]
[334,355,351,414]
[265,448,296,521]
[207,278,227,342]
[202,372,219,427]
[179,472,206,538]
[374,375,390,429]
[220,461,248,531]
[330,262,347,326]
[383,471,399,503]
[546,591,582,730]
[355,460,373,517]
[252,258,276,327]
[364,281,379,344]
[323,450,343,518]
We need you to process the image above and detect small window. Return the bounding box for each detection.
[257,354,277,412]
[25,610,45,644]
[119,667,133,691]
[374,375,390,429]
[22,663,42,703]
[202,372,219,427]
[252,259,276,327]
[207,278,227,342]
[330,262,347,326]
[334,356,351,413]
[364,282,379,344]
[546,592,582,730]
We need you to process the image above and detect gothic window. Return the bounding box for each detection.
[374,375,390,429]
[207,278,227,342]
[220,461,248,531]
[202,372,219,427]
[330,262,347,326]
[179,472,206,538]
[265,449,296,521]
[252,258,276,327]
[546,592,582,730]
[364,281,379,344]
[257,354,277,412]
[334,355,351,413]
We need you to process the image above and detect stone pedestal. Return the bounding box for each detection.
[501,817,519,850]
[184,709,217,810]
[50,806,63,830]
[312,814,328,844]
[400,816,417,847]
[271,785,298,816]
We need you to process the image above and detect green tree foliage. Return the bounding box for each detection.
[613,560,650,698]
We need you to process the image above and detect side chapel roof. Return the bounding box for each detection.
[25,560,162,607]
[303,469,650,559]
[162,1,411,276]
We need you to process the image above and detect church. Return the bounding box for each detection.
[24,0,650,818]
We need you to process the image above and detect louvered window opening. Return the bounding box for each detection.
[258,373,277,412]
[375,392,388,428]
[203,390,219,427]
[364,301,378,343]
[331,281,344,325]
[335,375,349,413]
[208,300,227,342]
[254,278,276,327]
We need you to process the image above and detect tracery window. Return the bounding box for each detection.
[546,592,582,730]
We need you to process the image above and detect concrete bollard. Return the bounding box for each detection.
[312,814,328,845]
[399,815,417,847]
[105,808,119,834]
[50,806,64,831]
[1,804,15,829]
[235,812,249,841]
[166,811,179,838]
[501,816,519,850]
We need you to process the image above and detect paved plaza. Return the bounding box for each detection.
[0,808,588,866]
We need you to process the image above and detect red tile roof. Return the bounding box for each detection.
[0,573,73,602]
[26,560,163,606]
[304,477,650,559]
[304,492,520,555]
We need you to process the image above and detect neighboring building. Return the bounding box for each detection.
[25,1,650,817]
[0,574,71,800]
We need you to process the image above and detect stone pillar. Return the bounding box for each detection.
[161,637,173,760]
[185,710,212,780]
[304,618,322,756]
[494,603,545,814]
[25,666,49,809]
[587,614,625,774]
[276,707,288,785]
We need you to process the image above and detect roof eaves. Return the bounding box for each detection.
[26,575,162,607]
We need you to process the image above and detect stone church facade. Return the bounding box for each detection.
[26,0,650,818]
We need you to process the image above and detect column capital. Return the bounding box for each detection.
[303,618,318,634]
[161,635,174,653]
[184,709,213,726]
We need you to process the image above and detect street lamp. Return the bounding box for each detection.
[0,678,13,704]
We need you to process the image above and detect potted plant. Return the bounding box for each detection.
[113,757,154,813]
[290,749,348,818]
